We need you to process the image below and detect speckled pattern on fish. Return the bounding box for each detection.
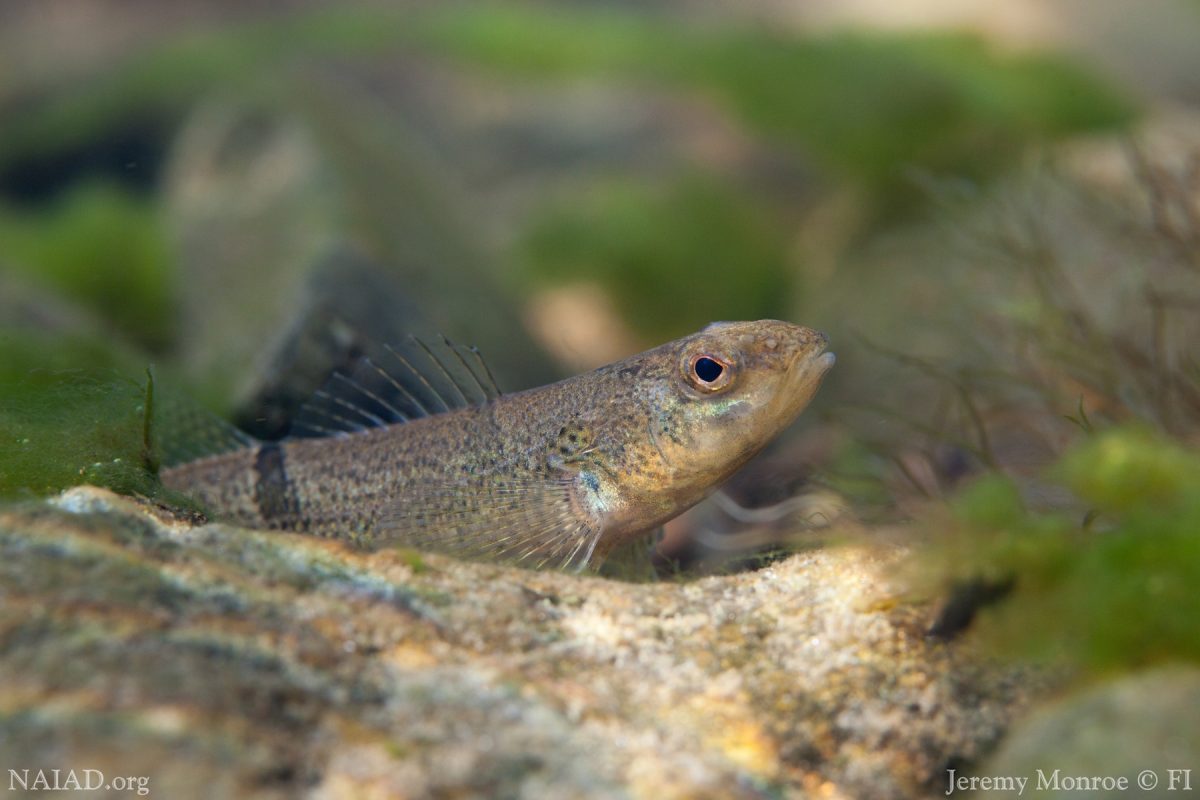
[162,320,835,570]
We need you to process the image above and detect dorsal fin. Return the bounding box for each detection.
[290,335,502,438]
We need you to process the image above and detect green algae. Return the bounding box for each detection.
[926,428,1200,673]
[0,181,173,350]
[0,331,213,509]
[0,334,157,499]
[410,4,1134,189]
[520,173,792,341]
[2,5,1132,207]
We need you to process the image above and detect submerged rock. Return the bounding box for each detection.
[0,487,1033,799]
[975,666,1200,799]
[164,93,558,438]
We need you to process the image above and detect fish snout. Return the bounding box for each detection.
[770,324,828,361]
[781,327,834,376]
[701,320,833,373]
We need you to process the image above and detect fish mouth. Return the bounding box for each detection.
[791,332,836,376]
[776,335,834,412]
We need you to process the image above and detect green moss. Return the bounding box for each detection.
[409,5,1134,189]
[408,5,663,75]
[2,6,1133,209]
[1055,427,1200,518]
[0,182,173,349]
[926,429,1200,672]
[0,332,161,499]
[951,476,1030,531]
[520,174,792,340]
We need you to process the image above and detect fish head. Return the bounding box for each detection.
[627,319,834,516]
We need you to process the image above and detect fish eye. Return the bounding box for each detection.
[694,357,723,383]
[686,353,734,392]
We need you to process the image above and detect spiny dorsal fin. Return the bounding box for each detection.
[377,476,603,572]
[290,335,502,438]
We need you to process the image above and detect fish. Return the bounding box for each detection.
[160,320,835,570]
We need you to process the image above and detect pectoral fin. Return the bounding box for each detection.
[377,475,603,572]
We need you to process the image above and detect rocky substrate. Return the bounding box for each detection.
[0,487,1034,799]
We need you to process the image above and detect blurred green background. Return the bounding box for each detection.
[3,0,1200,671]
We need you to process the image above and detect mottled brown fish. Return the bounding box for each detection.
[162,320,834,570]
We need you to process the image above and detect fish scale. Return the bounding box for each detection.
[161,320,835,570]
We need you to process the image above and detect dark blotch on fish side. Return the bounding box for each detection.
[254,443,301,528]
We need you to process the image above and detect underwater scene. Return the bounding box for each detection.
[1,2,1199,797]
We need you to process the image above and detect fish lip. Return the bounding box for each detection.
[789,333,835,374]
[812,331,830,356]
[810,332,835,372]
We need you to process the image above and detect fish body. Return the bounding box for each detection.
[162,320,834,569]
